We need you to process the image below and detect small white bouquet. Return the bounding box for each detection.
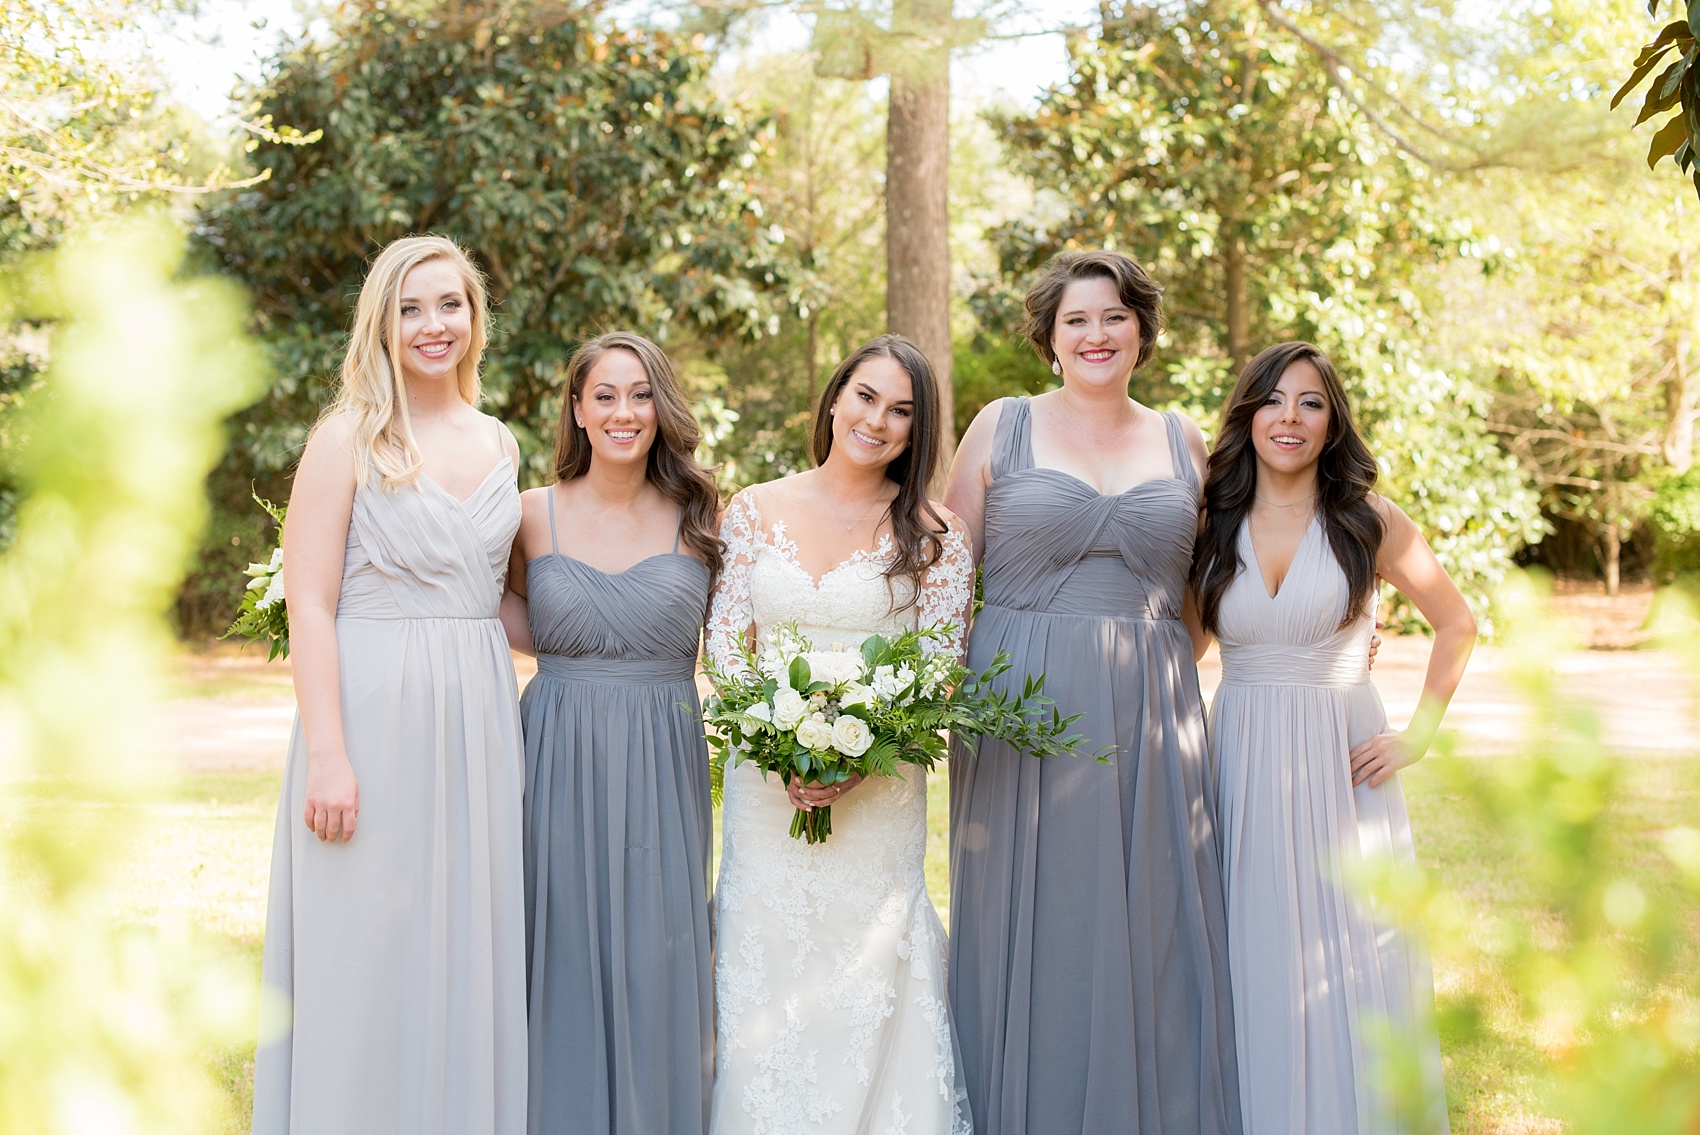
[223,493,289,660]
[703,621,1098,844]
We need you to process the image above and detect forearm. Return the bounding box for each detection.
[290,605,348,762]
[1408,623,1475,750]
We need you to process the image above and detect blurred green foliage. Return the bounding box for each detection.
[0,216,262,1133]
[1366,573,1700,1132]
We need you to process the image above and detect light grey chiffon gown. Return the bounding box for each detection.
[1209,517,1448,1135]
[519,496,714,1135]
[252,454,528,1135]
[948,397,1242,1135]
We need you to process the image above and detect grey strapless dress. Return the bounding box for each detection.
[519,496,714,1135]
[252,458,528,1135]
[948,398,1242,1135]
[1210,518,1447,1135]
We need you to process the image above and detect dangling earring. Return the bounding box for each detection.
[1051,357,1062,376]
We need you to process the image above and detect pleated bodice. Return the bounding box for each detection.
[335,461,520,620]
[1215,518,1375,690]
[979,398,1198,620]
[525,552,709,678]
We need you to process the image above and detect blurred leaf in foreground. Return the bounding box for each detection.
[0,215,264,1134]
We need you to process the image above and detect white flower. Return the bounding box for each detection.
[870,665,903,700]
[744,701,772,723]
[838,682,874,709]
[772,686,807,730]
[830,715,872,757]
[269,547,284,571]
[258,572,287,611]
[803,649,865,688]
[795,716,834,751]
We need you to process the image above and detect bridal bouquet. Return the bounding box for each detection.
[223,493,290,660]
[703,622,1097,844]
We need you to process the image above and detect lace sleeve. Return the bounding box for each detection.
[917,517,974,663]
[706,489,763,675]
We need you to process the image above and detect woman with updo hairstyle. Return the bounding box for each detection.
[499,331,722,1135]
[253,234,527,1135]
[944,250,1242,1135]
[1193,341,1469,1133]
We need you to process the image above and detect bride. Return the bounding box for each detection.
[705,334,975,1135]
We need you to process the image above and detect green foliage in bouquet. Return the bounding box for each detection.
[222,492,288,660]
[702,622,1104,844]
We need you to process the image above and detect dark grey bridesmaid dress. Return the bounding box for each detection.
[948,397,1242,1135]
[519,493,714,1135]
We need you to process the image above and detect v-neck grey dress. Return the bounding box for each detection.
[1210,518,1447,1134]
[948,397,1242,1135]
[519,494,714,1135]
[252,456,528,1135]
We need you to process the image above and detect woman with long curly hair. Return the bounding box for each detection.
[500,332,723,1135]
[704,333,975,1135]
[1192,341,1470,1134]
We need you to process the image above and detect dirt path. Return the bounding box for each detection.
[164,585,1696,776]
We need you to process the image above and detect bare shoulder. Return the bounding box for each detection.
[485,413,522,464]
[1369,493,1413,528]
[299,411,357,478]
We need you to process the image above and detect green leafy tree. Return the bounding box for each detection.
[188,0,801,632]
[984,0,1544,621]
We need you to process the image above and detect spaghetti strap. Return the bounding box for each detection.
[546,487,560,556]
[1162,410,1198,489]
[672,507,683,554]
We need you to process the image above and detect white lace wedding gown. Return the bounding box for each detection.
[705,489,976,1135]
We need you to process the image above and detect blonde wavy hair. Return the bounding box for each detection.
[324,235,490,488]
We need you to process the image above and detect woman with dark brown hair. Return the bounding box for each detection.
[1192,341,1469,1134]
[704,333,975,1135]
[943,250,1242,1135]
[500,331,723,1135]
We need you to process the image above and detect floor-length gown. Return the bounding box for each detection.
[520,496,714,1135]
[948,397,1242,1135]
[1209,517,1449,1135]
[252,454,527,1135]
[704,490,975,1135]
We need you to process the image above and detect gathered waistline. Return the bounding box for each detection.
[534,653,697,685]
[977,602,1183,624]
[336,613,500,622]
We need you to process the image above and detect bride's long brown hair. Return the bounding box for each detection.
[809,334,947,608]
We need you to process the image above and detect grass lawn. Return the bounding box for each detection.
[70,638,1698,1134]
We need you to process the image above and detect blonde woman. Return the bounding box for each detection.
[252,235,527,1135]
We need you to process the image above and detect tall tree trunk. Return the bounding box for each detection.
[1665,326,1695,472]
[1223,229,1249,375]
[1603,519,1621,597]
[886,0,955,461]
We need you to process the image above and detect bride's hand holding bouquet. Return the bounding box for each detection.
[702,621,1101,844]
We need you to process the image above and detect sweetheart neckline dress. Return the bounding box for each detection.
[1210,517,1449,1134]
[947,397,1243,1135]
[704,489,976,1135]
[519,493,715,1135]
[252,457,528,1135]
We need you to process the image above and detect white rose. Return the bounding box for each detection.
[804,650,865,688]
[838,682,874,709]
[795,717,834,751]
[744,700,772,723]
[830,715,873,757]
[772,686,807,729]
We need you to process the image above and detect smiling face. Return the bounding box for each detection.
[1051,275,1142,390]
[828,354,914,473]
[1251,358,1332,476]
[394,258,473,385]
[573,347,659,468]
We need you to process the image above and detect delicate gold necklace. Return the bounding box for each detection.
[1055,394,1140,444]
[1255,494,1317,510]
[797,489,891,532]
